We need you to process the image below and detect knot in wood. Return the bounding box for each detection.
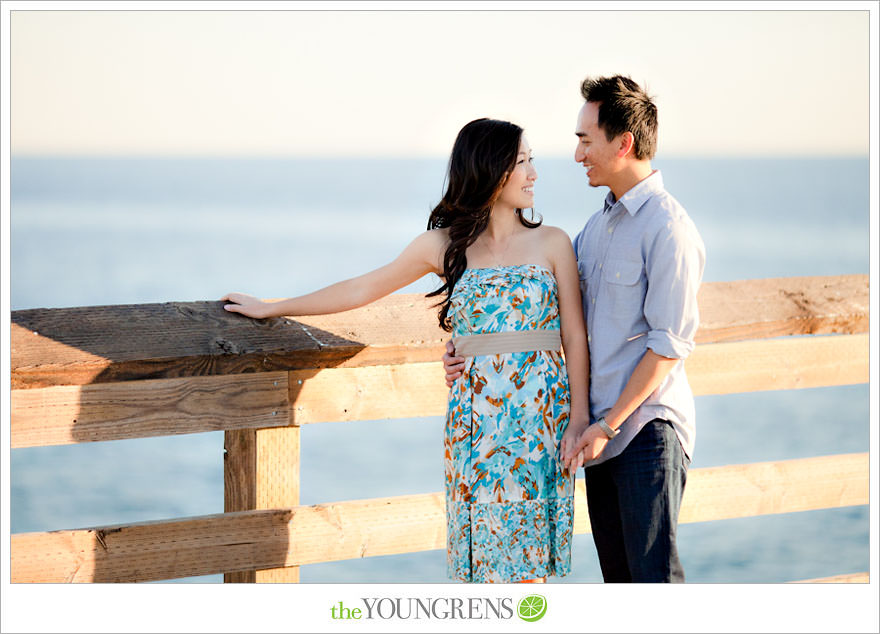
[211,337,240,354]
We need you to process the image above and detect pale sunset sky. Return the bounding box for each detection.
[5,4,875,158]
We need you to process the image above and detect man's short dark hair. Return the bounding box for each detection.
[580,75,658,160]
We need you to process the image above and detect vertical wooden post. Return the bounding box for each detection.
[254,426,300,582]
[224,428,257,583]
[224,382,300,583]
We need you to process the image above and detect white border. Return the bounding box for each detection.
[2,2,877,633]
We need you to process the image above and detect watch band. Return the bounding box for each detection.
[597,417,619,439]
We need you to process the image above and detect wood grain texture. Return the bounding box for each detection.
[695,275,868,343]
[11,275,868,389]
[11,453,867,582]
[12,332,867,447]
[11,372,290,448]
[285,334,867,423]
[223,416,300,582]
[223,429,257,583]
[686,333,869,395]
[254,426,300,583]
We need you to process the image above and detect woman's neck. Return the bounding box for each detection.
[485,203,519,241]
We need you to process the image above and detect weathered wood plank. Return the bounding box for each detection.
[223,423,301,582]
[11,509,296,583]
[223,429,257,583]
[10,296,447,389]
[695,274,868,343]
[10,453,867,582]
[677,453,869,524]
[11,333,868,446]
[686,333,869,395]
[289,363,449,424]
[10,372,290,448]
[287,334,866,424]
[11,275,869,388]
[254,426,300,583]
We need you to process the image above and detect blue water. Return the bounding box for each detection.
[8,156,871,583]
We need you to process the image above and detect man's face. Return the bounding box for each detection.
[574,101,622,189]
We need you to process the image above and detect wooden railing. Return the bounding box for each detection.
[9,274,870,583]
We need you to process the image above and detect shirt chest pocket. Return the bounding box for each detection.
[577,259,593,289]
[602,258,644,310]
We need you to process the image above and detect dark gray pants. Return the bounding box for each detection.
[584,419,689,582]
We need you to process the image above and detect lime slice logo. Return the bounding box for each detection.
[517,594,547,622]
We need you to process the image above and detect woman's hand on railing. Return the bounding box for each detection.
[221,293,271,319]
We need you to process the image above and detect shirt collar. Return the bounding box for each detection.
[603,170,665,216]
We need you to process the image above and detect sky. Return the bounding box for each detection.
[6,4,874,157]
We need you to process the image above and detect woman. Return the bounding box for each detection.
[222,118,589,583]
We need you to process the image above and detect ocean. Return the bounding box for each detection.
[8,155,871,583]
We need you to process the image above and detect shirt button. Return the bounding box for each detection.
[616,272,621,279]
[588,335,592,343]
[599,263,603,269]
[607,227,613,234]
[592,297,596,304]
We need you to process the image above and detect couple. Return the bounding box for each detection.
[223,75,706,584]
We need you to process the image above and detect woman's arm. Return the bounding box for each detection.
[222,229,446,319]
[545,227,590,468]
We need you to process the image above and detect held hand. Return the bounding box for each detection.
[559,418,588,470]
[564,424,609,468]
[571,423,608,462]
[443,339,465,388]
[560,433,586,474]
[221,292,271,319]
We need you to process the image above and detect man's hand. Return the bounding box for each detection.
[563,423,609,468]
[443,340,465,387]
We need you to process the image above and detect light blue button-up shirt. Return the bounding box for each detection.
[572,170,705,466]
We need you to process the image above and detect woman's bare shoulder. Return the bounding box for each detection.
[530,224,573,248]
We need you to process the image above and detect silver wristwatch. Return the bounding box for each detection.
[596,417,619,439]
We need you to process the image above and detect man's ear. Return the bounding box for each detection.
[617,132,635,158]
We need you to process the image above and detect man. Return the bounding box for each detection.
[443,75,705,582]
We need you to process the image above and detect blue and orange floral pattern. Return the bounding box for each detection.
[445,264,574,583]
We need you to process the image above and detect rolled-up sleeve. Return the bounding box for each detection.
[643,215,706,360]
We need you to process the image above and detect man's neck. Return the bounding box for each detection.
[608,161,654,201]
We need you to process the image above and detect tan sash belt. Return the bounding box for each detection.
[453,329,562,358]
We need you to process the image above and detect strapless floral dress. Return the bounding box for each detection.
[445,264,574,583]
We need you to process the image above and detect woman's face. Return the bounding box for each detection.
[496,136,537,210]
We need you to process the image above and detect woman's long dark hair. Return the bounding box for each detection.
[426,118,542,331]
